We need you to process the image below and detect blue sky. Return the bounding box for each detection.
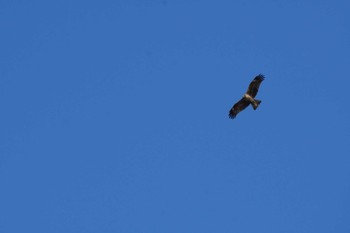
[1,0,350,232]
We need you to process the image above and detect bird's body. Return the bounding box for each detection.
[229,74,265,119]
[243,93,260,109]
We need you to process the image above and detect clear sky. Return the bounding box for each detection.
[1,0,350,232]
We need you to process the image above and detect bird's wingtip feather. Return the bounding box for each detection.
[228,112,236,119]
[256,74,265,80]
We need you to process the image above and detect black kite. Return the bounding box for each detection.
[229,74,265,119]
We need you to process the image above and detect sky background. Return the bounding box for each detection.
[1,0,350,232]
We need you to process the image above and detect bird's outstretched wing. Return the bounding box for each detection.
[246,74,265,97]
[229,98,250,119]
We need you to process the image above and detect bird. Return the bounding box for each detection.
[229,74,265,119]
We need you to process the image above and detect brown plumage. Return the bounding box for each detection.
[229,74,265,119]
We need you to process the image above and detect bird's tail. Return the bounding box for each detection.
[252,99,261,110]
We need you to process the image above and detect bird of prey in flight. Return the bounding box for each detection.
[229,74,265,119]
